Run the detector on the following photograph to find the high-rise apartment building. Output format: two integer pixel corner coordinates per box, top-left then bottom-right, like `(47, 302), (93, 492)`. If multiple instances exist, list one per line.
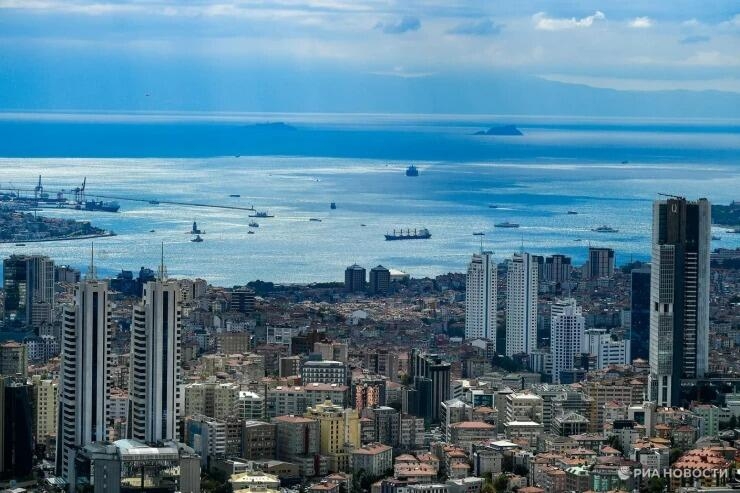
(369, 265), (391, 295)
(2, 254), (54, 327)
(586, 247), (615, 280)
(128, 259), (182, 443)
(465, 251), (497, 343)
(33, 377), (58, 450)
(550, 299), (585, 384)
(505, 253), (538, 357)
(344, 264), (366, 293)
(543, 255), (572, 284)
(649, 197), (710, 407)
(56, 275), (112, 481)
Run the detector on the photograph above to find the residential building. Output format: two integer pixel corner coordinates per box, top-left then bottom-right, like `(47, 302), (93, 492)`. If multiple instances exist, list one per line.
(352, 443), (393, 477)
(302, 360), (347, 386)
(549, 299), (585, 384)
(506, 253), (538, 356)
(304, 400), (360, 472)
(465, 251), (497, 343)
(586, 247), (615, 280)
(344, 265), (366, 293)
(369, 265), (391, 295)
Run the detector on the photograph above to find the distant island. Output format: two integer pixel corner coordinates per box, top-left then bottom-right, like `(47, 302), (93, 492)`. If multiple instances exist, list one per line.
(0, 206), (114, 243)
(473, 125), (523, 136)
(712, 202), (740, 227)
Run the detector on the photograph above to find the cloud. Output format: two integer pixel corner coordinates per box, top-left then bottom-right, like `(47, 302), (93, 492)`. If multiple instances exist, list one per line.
(370, 66), (435, 78)
(533, 11), (605, 31)
(447, 19), (503, 36)
(680, 35), (710, 44)
(374, 16), (421, 35)
(629, 16), (652, 28)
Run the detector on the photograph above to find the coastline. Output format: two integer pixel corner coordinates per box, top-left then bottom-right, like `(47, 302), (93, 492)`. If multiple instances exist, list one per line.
(0, 232), (116, 244)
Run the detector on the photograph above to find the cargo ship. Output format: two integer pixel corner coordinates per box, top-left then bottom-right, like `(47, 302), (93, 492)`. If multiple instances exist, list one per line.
(385, 228), (431, 241)
(79, 200), (120, 213)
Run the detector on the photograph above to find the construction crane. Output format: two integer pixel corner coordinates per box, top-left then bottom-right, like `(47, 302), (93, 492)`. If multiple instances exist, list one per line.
(657, 193), (685, 200)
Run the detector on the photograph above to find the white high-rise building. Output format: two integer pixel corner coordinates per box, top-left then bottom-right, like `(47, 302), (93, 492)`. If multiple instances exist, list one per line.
(465, 251), (497, 344)
(550, 299), (585, 384)
(129, 255), (182, 442)
(56, 275), (112, 482)
(505, 253), (538, 357)
(649, 197), (710, 407)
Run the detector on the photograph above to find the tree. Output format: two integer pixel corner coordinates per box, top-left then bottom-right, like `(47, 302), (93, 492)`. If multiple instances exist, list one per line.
(493, 474), (509, 493)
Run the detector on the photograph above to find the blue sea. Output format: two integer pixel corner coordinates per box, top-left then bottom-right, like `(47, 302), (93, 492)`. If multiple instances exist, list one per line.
(0, 112), (738, 285)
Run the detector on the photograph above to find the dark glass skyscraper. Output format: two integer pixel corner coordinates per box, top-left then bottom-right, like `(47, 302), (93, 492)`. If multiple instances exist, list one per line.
(630, 266), (651, 361)
(0, 376), (34, 479)
(649, 197), (710, 407)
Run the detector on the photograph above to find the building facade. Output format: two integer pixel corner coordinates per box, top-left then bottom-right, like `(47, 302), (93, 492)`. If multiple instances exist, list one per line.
(465, 252), (497, 343)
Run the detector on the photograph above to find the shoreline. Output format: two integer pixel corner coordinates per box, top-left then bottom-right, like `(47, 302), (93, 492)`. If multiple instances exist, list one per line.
(0, 232), (116, 244)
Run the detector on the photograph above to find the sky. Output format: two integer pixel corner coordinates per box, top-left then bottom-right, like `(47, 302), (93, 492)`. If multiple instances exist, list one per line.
(1, 0), (739, 114)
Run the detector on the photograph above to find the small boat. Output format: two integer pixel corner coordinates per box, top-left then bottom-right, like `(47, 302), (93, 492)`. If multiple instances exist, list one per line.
(488, 204), (499, 209)
(592, 225), (619, 233)
(249, 211), (274, 218)
(406, 165), (419, 177)
(149, 200), (160, 205)
(309, 218), (322, 222)
(574, 238), (583, 242)
(229, 194), (241, 198)
(712, 235), (722, 240)
(621, 160), (629, 164)
(495, 221), (520, 228)
(567, 211), (578, 215)
(249, 222), (259, 228)
(149, 229), (155, 233)
(726, 228), (740, 234)
(247, 231), (255, 235)
(330, 202), (337, 210)
(473, 232), (485, 236)
(14, 243), (26, 246)
(191, 235), (204, 243)
(360, 224), (366, 227)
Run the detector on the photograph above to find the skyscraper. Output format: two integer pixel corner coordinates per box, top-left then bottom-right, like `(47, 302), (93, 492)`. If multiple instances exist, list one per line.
(550, 299), (585, 384)
(649, 197), (710, 407)
(2, 254), (54, 328)
(368, 265), (391, 295)
(630, 266), (651, 362)
(465, 251), (497, 343)
(56, 272), (112, 481)
(344, 264), (366, 293)
(506, 253), (538, 357)
(409, 350), (450, 423)
(543, 255), (572, 284)
(586, 247), (615, 280)
(0, 376), (34, 480)
(128, 254), (182, 443)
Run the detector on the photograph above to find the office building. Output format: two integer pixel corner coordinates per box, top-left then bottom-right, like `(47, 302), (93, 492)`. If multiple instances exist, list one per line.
(369, 265), (391, 295)
(230, 287), (256, 313)
(649, 197), (710, 407)
(184, 415), (226, 466)
(273, 415), (321, 476)
(0, 376), (34, 479)
(56, 274), (112, 482)
(465, 251), (497, 343)
(242, 421), (276, 460)
(630, 266), (651, 361)
(409, 350), (450, 423)
(0, 342), (28, 376)
(72, 439), (200, 493)
(505, 253), (538, 357)
(314, 342), (348, 363)
(550, 299), (585, 384)
(302, 360), (347, 386)
(128, 259), (182, 443)
(586, 247), (615, 280)
(344, 264), (366, 293)
(2, 254), (54, 327)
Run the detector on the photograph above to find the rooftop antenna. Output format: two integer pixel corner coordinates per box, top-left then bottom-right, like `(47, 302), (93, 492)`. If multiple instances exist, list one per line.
(87, 242), (96, 280)
(520, 234), (524, 254)
(479, 233), (484, 253)
(158, 241), (167, 281)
